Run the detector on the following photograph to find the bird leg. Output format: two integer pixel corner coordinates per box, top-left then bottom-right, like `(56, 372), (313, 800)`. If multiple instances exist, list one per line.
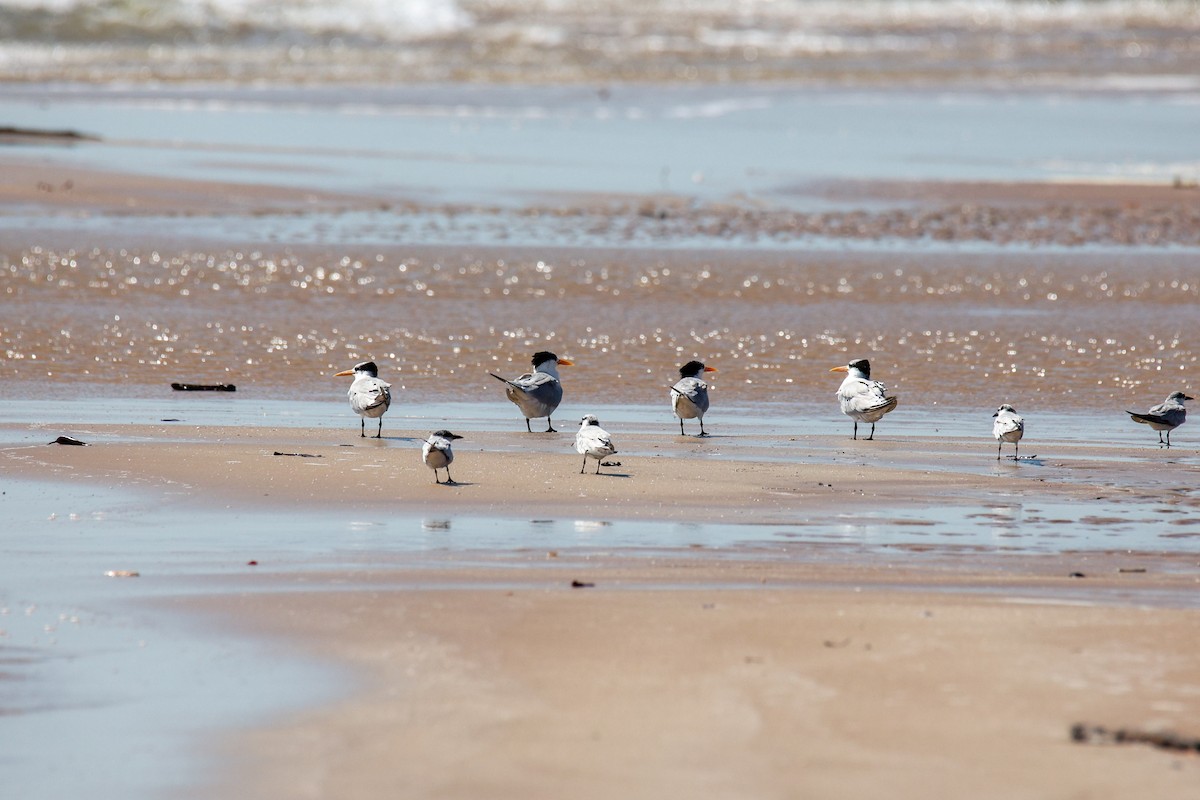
(866, 423), (876, 441)
(852, 421), (858, 440)
(445, 467), (454, 485)
(595, 459), (603, 475)
(679, 419), (685, 435)
(997, 442), (1002, 460)
(699, 420), (708, 437)
(375, 418), (383, 438)
(526, 418), (533, 433)
(360, 418), (366, 438)
(580, 455), (587, 474)
(1014, 441), (1019, 459)
(545, 418), (557, 433)
(433, 469), (441, 484)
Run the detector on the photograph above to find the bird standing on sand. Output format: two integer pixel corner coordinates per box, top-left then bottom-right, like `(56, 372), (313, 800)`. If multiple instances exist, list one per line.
(1127, 391), (1192, 447)
(830, 358), (899, 440)
(992, 403), (1025, 460)
(576, 414), (618, 474)
(422, 430), (463, 484)
(489, 351), (573, 432)
(671, 360), (717, 436)
(335, 360), (391, 438)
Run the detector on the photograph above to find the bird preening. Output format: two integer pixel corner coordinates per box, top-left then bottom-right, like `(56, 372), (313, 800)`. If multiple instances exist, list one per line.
(992, 403), (1025, 460)
(335, 360), (392, 438)
(422, 430), (463, 484)
(575, 414), (618, 474)
(831, 358), (898, 440)
(1127, 391), (1191, 447)
(490, 351), (573, 432)
(671, 360), (717, 436)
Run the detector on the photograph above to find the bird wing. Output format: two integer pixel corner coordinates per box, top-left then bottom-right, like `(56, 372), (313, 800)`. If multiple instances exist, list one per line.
(838, 377), (894, 414)
(1127, 410), (1175, 426)
(993, 413), (1024, 436)
(492, 370), (556, 394)
(671, 376), (709, 405)
(350, 377), (391, 412)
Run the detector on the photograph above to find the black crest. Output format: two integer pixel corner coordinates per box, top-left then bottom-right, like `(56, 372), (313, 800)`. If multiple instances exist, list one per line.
(848, 358), (871, 378)
(532, 351), (559, 366)
(354, 360), (379, 377)
(679, 360), (706, 378)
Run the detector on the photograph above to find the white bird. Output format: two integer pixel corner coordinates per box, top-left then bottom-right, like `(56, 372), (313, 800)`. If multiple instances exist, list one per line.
(671, 360), (718, 436)
(830, 358), (899, 440)
(422, 430), (463, 484)
(334, 360), (391, 438)
(575, 414), (618, 474)
(489, 350), (573, 432)
(992, 403), (1025, 460)
(1127, 391), (1192, 447)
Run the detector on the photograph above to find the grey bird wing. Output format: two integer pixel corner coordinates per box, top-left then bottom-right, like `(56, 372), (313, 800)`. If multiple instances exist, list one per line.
(1127, 410), (1176, 426)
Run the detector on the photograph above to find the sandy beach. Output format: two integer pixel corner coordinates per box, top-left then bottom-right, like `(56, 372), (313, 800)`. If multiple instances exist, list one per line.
(3, 7), (1200, 796)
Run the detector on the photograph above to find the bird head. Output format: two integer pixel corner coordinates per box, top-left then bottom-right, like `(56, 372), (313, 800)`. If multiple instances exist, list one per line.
(432, 430), (463, 440)
(679, 360), (717, 378)
(580, 414), (600, 427)
(335, 360), (378, 378)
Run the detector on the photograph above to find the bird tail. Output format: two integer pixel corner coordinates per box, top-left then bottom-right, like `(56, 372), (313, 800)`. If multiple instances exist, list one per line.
(489, 372), (520, 390)
(866, 396), (899, 415)
(1127, 411), (1165, 426)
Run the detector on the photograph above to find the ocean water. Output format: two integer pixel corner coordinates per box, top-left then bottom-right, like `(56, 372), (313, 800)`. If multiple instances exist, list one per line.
(2, 0), (1200, 85)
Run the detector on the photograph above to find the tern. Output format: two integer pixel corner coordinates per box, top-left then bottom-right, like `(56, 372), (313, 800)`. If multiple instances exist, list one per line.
(830, 358), (899, 440)
(671, 360), (718, 436)
(576, 414), (618, 474)
(1127, 391), (1192, 447)
(422, 430), (463, 484)
(489, 351), (573, 432)
(992, 403), (1025, 459)
(334, 360), (391, 438)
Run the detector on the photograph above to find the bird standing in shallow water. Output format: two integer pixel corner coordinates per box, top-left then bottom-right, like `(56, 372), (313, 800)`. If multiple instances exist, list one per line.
(671, 360), (717, 436)
(1127, 391), (1192, 447)
(422, 430), (463, 484)
(489, 351), (573, 432)
(992, 403), (1025, 460)
(575, 414), (618, 474)
(830, 358), (899, 440)
(335, 360), (391, 438)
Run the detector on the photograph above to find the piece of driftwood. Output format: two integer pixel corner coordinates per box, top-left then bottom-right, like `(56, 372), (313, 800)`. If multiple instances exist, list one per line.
(1071, 723), (1200, 753)
(50, 436), (88, 446)
(171, 382), (236, 392)
(273, 451), (322, 458)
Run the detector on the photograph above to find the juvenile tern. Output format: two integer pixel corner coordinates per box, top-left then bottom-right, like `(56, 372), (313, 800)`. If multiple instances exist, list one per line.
(830, 358), (899, 440)
(575, 414), (618, 474)
(334, 360), (391, 438)
(992, 403), (1025, 459)
(422, 430), (463, 484)
(671, 360), (717, 436)
(1127, 391), (1192, 447)
(489, 351), (573, 432)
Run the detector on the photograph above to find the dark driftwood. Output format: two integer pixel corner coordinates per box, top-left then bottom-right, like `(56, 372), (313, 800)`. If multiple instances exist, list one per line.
(171, 383), (236, 392)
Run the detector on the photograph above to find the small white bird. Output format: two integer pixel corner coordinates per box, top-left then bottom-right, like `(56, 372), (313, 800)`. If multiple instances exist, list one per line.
(1127, 391), (1192, 447)
(830, 358), (899, 440)
(671, 360), (718, 436)
(575, 414), (618, 474)
(422, 430), (463, 484)
(489, 350), (573, 432)
(335, 360), (391, 438)
(992, 403), (1025, 460)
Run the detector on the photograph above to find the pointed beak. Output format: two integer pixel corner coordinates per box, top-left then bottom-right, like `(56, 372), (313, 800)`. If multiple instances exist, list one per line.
(992, 411), (999, 417)
(450, 434), (464, 440)
(830, 365), (849, 373)
(557, 358), (574, 366)
(334, 369), (354, 377)
(703, 366), (718, 373)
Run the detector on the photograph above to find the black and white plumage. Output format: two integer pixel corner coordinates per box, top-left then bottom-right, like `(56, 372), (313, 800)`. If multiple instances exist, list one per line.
(992, 403), (1025, 460)
(1127, 391), (1192, 447)
(422, 430), (463, 484)
(575, 414), (617, 474)
(489, 350), (573, 432)
(830, 358), (899, 441)
(671, 360), (718, 436)
(334, 360), (391, 438)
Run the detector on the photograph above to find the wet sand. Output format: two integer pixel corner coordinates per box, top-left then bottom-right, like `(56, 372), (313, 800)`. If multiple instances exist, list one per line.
(3, 83), (1199, 799)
